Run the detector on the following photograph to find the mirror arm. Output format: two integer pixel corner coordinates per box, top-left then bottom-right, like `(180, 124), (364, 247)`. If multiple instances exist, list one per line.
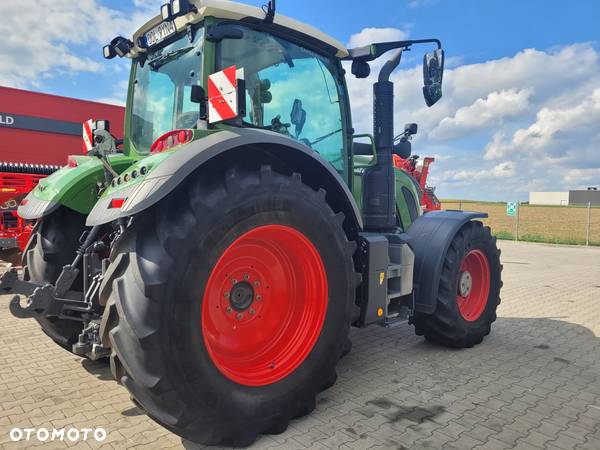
(346, 38), (441, 62)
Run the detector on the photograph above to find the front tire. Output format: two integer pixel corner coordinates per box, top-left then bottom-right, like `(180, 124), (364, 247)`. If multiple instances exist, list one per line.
(103, 166), (357, 446)
(23, 208), (86, 350)
(412, 220), (502, 348)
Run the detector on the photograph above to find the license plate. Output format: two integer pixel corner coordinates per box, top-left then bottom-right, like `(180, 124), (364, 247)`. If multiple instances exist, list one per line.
(145, 21), (176, 47)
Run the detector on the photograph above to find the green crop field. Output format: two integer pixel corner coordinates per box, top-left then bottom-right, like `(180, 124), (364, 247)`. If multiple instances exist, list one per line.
(441, 200), (600, 246)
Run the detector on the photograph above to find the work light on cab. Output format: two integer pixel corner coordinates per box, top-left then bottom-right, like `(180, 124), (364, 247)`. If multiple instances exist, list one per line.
(161, 0), (195, 20)
(150, 130), (193, 153)
(103, 36), (134, 60)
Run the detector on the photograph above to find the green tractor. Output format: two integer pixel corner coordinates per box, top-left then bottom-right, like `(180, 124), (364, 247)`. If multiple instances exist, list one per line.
(1, 0), (502, 445)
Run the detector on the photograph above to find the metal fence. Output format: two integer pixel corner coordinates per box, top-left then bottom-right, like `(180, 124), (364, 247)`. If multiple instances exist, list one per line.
(441, 201), (600, 247)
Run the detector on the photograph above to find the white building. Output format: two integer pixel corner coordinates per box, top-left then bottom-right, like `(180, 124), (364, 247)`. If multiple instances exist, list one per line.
(529, 190), (600, 206)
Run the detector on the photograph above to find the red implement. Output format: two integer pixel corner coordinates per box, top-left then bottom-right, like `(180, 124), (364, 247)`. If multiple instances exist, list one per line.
(393, 155), (442, 212)
(0, 164), (59, 260)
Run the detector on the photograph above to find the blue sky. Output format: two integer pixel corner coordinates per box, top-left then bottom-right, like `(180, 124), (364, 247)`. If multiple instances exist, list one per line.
(1, 0), (599, 200)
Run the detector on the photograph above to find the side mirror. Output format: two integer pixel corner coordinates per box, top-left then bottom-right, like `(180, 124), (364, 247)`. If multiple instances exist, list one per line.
(422, 49), (444, 107)
(393, 140), (412, 159)
(93, 120), (110, 132)
(259, 79), (272, 104)
(190, 85), (207, 119)
(190, 85), (205, 103)
(404, 123), (418, 136)
(290, 99), (307, 137)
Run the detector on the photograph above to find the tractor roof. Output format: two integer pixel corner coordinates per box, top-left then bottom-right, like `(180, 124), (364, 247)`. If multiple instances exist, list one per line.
(132, 0), (349, 58)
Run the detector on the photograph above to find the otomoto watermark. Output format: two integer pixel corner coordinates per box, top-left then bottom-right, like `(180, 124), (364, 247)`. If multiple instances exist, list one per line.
(9, 427), (107, 443)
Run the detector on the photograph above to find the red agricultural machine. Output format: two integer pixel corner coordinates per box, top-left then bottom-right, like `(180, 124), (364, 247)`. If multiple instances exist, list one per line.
(389, 122), (441, 212)
(393, 155), (441, 211)
(0, 163), (60, 262)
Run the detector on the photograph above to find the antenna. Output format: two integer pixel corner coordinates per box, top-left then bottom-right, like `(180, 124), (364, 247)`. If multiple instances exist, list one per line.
(263, 0), (276, 23)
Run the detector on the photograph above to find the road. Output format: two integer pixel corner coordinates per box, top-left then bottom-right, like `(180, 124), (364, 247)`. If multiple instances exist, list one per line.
(1, 241), (599, 449)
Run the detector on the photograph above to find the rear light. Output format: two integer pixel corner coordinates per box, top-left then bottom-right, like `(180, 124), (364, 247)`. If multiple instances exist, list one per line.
(68, 157), (78, 168)
(150, 130), (193, 153)
(109, 198), (127, 209)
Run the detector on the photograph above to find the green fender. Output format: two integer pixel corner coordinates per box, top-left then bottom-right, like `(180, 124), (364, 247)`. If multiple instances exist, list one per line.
(86, 128), (364, 231)
(18, 154), (137, 220)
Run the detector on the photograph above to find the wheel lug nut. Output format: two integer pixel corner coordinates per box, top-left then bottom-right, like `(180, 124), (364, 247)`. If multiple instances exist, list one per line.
(224, 292), (230, 298)
(232, 279), (238, 285)
(249, 309), (255, 315)
(236, 313), (243, 320)
(244, 274), (250, 280)
(254, 281), (260, 287)
(226, 306), (232, 314)
(256, 295), (262, 301)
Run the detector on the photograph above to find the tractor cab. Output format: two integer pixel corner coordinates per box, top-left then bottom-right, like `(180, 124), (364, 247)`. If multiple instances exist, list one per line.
(102, 0), (444, 210)
(108, 2), (352, 180)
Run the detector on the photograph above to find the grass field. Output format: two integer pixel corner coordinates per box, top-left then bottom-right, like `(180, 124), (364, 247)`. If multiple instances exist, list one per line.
(441, 200), (600, 246)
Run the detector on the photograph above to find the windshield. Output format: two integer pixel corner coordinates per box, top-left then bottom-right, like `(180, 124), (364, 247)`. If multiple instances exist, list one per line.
(131, 26), (204, 153)
(219, 26), (346, 174)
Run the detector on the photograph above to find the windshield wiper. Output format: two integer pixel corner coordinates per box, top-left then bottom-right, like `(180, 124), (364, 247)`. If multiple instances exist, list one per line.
(149, 46), (195, 70)
(311, 128), (342, 146)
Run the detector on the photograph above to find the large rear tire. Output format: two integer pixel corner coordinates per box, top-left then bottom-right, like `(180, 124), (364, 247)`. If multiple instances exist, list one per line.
(24, 208), (86, 350)
(103, 166), (357, 446)
(412, 220), (502, 348)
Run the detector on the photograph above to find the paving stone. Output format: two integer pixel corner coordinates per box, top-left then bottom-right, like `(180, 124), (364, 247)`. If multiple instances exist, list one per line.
(1, 240), (599, 449)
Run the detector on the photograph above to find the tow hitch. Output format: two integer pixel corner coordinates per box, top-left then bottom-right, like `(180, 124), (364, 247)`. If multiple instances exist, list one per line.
(2, 269), (92, 320)
(1, 224), (112, 359)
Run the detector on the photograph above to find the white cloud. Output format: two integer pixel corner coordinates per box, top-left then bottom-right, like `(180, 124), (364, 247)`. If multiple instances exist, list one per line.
(347, 27), (408, 49)
(430, 88), (533, 140)
(446, 161), (515, 182)
(0, 0), (160, 88)
(344, 31), (600, 200)
(562, 168), (600, 187)
(485, 88), (600, 160)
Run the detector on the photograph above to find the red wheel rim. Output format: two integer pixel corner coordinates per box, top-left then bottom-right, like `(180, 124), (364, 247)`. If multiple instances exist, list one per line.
(201, 225), (328, 386)
(456, 249), (490, 322)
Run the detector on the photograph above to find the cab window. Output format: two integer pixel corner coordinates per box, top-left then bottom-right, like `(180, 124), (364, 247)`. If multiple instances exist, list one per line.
(219, 27), (346, 173)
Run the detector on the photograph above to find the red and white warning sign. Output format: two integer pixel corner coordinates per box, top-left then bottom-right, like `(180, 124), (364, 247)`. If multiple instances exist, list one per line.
(82, 119), (94, 152)
(207, 66), (244, 124)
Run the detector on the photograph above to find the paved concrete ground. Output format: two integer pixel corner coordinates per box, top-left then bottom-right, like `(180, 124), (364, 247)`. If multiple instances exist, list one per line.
(0, 241), (599, 449)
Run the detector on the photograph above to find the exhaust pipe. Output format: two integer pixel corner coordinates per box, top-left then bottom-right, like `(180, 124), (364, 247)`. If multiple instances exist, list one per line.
(362, 50), (403, 231)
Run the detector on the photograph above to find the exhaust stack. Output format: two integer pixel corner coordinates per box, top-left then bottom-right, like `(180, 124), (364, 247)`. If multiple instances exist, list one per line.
(362, 51), (403, 232)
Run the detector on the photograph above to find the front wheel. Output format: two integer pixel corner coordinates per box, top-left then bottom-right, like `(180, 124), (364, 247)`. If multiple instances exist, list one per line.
(103, 166), (357, 446)
(412, 220), (502, 348)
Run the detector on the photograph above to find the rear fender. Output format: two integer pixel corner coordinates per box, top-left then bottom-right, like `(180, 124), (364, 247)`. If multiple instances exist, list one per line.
(18, 155), (135, 220)
(406, 210), (487, 314)
(86, 128), (363, 233)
